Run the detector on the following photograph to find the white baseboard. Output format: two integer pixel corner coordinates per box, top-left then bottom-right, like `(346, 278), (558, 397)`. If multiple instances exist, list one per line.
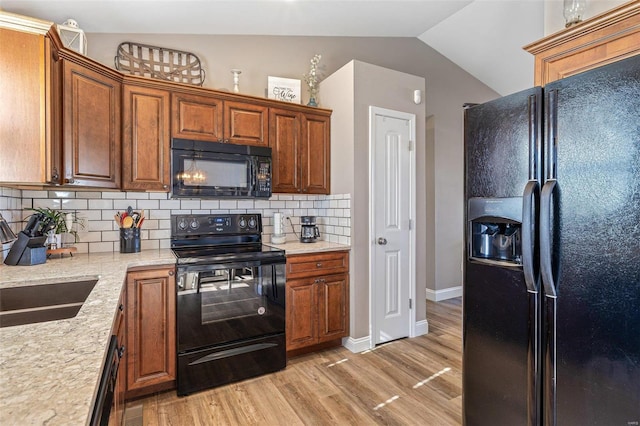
(413, 319), (429, 337)
(426, 285), (462, 302)
(342, 335), (371, 353)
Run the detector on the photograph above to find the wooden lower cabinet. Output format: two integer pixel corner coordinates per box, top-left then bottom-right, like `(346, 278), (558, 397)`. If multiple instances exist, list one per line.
(286, 251), (349, 353)
(125, 265), (176, 399)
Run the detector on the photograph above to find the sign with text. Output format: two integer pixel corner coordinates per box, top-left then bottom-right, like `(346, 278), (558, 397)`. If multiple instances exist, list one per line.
(268, 76), (301, 104)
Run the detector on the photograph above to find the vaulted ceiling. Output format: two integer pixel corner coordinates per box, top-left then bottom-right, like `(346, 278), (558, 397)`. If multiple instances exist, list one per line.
(0, 0), (545, 95)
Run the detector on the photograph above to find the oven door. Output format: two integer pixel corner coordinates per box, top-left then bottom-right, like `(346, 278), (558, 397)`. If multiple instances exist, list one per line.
(176, 259), (285, 353)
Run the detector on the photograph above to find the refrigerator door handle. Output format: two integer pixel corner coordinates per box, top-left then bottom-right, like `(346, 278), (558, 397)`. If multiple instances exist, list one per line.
(522, 180), (539, 293)
(540, 179), (557, 298)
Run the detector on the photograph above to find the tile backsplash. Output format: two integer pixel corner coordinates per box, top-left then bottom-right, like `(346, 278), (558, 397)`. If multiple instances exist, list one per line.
(0, 187), (350, 255)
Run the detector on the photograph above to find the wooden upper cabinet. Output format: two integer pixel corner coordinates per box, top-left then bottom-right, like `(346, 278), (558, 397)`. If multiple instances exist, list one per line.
(122, 84), (170, 191)
(63, 59), (121, 188)
(269, 107), (301, 193)
(524, 1), (640, 86)
(171, 92), (269, 146)
(302, 113), (330, 194)
(0, 18), (61, 185)
(224, 100), (269, 146)
(171, 92), (223, 141)
(270, 108), (331, 194)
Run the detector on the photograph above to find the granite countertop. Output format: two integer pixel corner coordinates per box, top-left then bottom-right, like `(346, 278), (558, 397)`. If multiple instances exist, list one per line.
(0, 241), (348, 425)
(267, 240), (350, 254)
(0, 249), (176, 426)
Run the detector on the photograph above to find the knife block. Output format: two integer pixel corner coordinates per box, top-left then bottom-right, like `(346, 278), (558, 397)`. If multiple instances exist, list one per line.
(4, 232), (47, 266)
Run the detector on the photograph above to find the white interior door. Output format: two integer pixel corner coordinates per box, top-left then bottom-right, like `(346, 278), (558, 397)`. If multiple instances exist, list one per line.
(370, 107), (415, 345)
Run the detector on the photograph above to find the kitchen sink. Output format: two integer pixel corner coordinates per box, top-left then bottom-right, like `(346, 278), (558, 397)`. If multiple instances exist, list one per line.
(0, 279), (98, 328)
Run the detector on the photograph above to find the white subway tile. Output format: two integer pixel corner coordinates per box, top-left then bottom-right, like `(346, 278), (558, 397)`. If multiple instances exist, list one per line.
(61, 199), (88, 210)
(101, 192), (126, 199)
(149, 192), (169, 200)
(236, 200), (254, 209)
(113, 200), (135, 210)
(269, 201), (286, 209)
(150, 210), (171, 220)
(89, 199), (113, 210)
(219, 200), (237, 209)
(254, 200), (270, 209)
(277, 194), (294, 201)
(200, 200), (220, 210)
(80, 210), (102, 221)
(33, 198), (61, 209)
(22, 190), (48, 198)
(181, 200), (201, 209)
(126, 192), (149, 199)
(160, 200), (181, 210)
(75, 191), (102, 199)
(137, 200), (159, 210)
(159, 239), (171, 249)
(101, 231), (119, 242)
(140, 219), (158, 230)
(149, 229), (170, 240)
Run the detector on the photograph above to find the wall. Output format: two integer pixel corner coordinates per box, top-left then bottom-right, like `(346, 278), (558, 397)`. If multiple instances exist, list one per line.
(85, 33), (499, 301)
(321, 60), (427, 345)
(0, 189), (350, 260)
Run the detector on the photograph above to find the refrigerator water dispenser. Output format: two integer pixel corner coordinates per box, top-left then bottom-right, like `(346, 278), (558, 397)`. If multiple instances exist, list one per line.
(468, 197), (522, 266)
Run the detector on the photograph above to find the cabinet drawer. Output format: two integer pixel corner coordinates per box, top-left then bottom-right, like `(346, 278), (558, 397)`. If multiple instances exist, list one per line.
(286, 251), (349, 279)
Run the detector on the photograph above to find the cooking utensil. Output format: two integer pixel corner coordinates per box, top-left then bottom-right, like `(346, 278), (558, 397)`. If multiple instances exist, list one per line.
(122, 216), (134, 228)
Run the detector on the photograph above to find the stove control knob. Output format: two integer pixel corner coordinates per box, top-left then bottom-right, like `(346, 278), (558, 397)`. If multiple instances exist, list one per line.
(248, 217), (257, 229)
(177, 218), (188, 230)
(189, 219), (200, 230)
(238, 217), (247, 228)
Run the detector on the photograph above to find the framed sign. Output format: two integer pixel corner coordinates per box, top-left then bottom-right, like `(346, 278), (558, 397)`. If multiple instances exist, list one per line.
(268, 76), (301, 104)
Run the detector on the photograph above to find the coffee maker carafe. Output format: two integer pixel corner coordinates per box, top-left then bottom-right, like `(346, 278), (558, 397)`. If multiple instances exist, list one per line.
(300, 216), (320, 243)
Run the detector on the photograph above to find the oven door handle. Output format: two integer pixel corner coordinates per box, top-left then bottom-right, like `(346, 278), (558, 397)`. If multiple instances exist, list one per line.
(178, 260), (262, 274)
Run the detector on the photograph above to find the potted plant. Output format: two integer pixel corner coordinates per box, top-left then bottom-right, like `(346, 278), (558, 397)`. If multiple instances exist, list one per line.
(27, 207), (84, 248)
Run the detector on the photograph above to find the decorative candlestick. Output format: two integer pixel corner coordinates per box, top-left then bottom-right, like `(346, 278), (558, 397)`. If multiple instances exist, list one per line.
(231, 69), (242, 93)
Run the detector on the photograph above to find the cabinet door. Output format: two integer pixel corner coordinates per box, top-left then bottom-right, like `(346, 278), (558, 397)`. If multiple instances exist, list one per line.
(171, 92), (223, 141)
(269, 107), (301, 193)
(286, 277), (317, 351)
(122, 84), (170, 191)
(317, 273), (349, 343)
(224, 100), (269, 146)
(0, 29), (60, 184)
(301, 113), (331, 194)
(63, 60), (121, 188)
(125, 266), (176, 398)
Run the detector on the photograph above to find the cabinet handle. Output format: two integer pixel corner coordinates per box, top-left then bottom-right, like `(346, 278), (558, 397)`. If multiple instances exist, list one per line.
(118, 303), (124, 312)
(118, 345), (126, 358)
(314, 278), (326, 283)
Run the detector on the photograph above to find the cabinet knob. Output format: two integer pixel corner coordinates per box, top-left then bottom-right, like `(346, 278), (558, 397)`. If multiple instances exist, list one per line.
(65, 178), (75, 184)
(168, 270), (175, 276)
(118, 345), (126, 358)
(314, 278), (326, 283)
(118, 303), (124, 312)
(316, 262), (322, 267)
(163, 184), (168, 189)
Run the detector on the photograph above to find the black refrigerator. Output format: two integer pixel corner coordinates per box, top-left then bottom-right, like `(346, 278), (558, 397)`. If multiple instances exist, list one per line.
(463, 54), (640, 425)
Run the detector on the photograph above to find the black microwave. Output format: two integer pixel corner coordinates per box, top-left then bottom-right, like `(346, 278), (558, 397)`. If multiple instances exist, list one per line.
(171, 138), (272, 199)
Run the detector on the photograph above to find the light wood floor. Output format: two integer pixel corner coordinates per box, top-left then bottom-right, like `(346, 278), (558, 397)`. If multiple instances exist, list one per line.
(132, 298), (462, 425)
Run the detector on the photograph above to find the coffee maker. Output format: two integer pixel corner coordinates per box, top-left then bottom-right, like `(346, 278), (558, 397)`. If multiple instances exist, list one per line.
(300, 216), (320, 243)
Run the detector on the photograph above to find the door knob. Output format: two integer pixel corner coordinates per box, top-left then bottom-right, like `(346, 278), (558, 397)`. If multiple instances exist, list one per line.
(377, 237), (388, 245)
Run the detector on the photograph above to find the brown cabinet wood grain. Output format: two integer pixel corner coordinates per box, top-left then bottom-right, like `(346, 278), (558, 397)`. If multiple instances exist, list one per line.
(270, 108), (331, 194)
(122, 84), (170, 191)
(286, 251), (349, 353)
(171, 92), (268, 146)
(125, 265), (176, 399)
(524, 1), (640, 86)
(63, 59), (121, 188)
(0, 22), (61, 184)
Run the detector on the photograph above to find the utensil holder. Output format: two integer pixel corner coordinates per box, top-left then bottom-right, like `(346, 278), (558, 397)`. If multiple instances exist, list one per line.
(120, 228), (140, 253)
